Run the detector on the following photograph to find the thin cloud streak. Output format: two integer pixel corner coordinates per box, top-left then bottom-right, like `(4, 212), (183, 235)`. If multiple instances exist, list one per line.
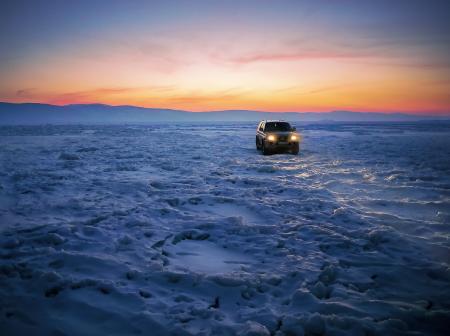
(44, 86), (176, 105)
(229, 51), (372, 65)
(16, 88), (36, 98)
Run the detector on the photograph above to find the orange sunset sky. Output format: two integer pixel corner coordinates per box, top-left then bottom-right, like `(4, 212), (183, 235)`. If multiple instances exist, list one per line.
(1, 0), (449, 114)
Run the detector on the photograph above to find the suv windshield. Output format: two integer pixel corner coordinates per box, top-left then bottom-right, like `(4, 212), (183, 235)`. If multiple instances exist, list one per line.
(264, 122), (292, 132)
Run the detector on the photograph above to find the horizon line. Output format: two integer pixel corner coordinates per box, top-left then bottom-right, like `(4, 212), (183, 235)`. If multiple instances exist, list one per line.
(1, 101), (449, 117)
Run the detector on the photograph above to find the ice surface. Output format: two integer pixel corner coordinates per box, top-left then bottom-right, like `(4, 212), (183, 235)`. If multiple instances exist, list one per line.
(168, 240), (254, 274)
(0, 122), (449, 335)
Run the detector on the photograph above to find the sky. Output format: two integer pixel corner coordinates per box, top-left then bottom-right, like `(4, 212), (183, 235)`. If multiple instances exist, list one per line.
(0, 0), (449, 114)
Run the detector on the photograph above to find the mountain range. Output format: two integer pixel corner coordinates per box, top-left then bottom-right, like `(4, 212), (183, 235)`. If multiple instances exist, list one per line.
(0, 102), (448, 124)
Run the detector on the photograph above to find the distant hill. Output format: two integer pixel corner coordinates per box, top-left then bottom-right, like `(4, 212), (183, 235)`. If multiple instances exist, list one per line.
(0, 102), (448, 124)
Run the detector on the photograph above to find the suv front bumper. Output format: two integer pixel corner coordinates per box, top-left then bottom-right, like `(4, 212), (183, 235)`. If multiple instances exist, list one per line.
(265, 141), (298, 150)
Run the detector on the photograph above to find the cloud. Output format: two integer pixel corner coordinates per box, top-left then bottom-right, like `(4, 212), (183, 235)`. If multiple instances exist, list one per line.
(350, 58), (450, 70)
(45, 86), (176, 105)
(46, 87), (134, 104)
(228, 50), (371, 65)
(16, 88), (36, 98)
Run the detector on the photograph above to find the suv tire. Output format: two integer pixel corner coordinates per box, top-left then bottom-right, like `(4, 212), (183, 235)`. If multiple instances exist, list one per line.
(262, 141), (270, 155)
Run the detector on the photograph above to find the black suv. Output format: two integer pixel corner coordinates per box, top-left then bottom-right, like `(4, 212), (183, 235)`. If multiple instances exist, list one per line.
(256, 120), (300, 155)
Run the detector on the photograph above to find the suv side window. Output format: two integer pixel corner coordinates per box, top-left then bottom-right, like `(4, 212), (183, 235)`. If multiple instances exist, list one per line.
(259, 122), (265, 132)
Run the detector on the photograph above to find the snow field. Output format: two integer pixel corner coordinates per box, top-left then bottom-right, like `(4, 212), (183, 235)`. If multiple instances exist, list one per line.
(1, 123), (449, 335)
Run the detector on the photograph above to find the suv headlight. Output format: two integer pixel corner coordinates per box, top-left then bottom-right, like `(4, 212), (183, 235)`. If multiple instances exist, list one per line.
(267, 134), (276, 142)
(290, 134), (298, 141)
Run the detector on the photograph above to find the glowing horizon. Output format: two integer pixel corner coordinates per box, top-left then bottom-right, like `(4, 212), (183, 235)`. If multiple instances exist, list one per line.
(1, 0), (449, 115)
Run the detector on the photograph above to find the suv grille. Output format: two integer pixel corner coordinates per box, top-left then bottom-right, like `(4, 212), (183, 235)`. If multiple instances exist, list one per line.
(278, 135), (288, 142)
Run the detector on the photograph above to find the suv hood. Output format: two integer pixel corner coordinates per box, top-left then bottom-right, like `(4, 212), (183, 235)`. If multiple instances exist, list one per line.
(269, 131), (294, 136)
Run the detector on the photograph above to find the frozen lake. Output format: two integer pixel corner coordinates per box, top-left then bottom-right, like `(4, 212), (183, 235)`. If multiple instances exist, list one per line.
(1, 122), (449, 335)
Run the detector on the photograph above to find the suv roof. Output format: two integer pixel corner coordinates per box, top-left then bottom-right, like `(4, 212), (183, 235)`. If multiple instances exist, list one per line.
(261, 120), (287, 123)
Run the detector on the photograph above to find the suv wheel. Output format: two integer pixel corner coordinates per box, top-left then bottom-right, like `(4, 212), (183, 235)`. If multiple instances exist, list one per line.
(291, 143), (299, 155)
(262, 141), (270, 155)
(255, 136), (260, 150)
